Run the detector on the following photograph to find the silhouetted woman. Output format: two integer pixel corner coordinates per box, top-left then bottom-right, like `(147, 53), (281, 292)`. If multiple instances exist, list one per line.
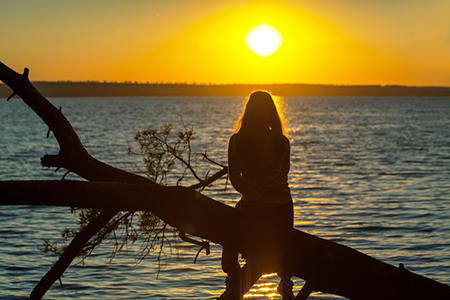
(219, 91), (294, 300)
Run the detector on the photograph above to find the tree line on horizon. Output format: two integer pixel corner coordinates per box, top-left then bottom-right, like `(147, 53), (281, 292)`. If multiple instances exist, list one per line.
(1, 81), (449, 98)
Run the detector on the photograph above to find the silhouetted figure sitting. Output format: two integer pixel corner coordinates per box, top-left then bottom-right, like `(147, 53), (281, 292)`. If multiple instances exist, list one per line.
(219, 91), (294, 299)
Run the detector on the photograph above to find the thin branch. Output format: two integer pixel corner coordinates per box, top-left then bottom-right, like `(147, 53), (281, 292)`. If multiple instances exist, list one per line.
(201, 151), (227, 168)
(7, 91), (16, 101)
(151, 133), (204, 183)
(179, 231), (210, 264)
(30, 209), (117, 300)
(175, 114), (193, 166)
(189, 167), (228, 190)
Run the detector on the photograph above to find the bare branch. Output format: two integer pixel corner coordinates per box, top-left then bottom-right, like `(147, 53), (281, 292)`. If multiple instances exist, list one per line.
(0, 61), (157, 300)
(188, 167), (228, 190)
(201, 151), (227, 168)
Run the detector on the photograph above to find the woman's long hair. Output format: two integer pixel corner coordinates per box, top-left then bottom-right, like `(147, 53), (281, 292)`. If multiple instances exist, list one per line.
(235, 91), (287, 138)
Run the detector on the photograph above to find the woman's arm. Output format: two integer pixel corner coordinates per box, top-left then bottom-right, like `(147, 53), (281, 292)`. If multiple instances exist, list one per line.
(228, 135), (243, 193)
(283, 135), (291, 175)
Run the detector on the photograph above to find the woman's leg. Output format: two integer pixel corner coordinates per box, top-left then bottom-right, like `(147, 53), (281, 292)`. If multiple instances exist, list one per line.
(239, 261), (262, 297)
(218, 200), (244, 299)
(278, 275), (295, 300)
(219, 247), (241, 299)
(277, 202), (295, 299)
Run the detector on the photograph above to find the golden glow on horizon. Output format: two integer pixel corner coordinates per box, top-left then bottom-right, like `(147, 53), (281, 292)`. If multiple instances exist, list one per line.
(1, 1), (449, 86)
(244, 23), (283, 57)
(105, 2), (419, 86)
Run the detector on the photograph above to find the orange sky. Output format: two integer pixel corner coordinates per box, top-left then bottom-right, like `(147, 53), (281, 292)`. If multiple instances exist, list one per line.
(1, 0), (449, 86)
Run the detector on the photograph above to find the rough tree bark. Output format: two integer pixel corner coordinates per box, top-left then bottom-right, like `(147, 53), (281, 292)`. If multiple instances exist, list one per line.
(1, 61), (450, 299)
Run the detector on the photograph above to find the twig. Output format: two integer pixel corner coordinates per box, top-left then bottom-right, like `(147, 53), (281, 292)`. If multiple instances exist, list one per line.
(189, 167), (228, 190)
(201, 151), (227, 168)
(178, 231), (210, 264)
(61, 170), (71, 180)
(7, 92), (16, 101)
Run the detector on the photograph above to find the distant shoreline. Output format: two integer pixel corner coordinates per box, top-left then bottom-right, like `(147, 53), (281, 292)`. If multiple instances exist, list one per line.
(1, 82), (449, 98)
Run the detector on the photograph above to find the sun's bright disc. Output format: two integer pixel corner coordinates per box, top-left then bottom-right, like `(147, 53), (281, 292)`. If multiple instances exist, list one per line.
(244, 23), (283, 57)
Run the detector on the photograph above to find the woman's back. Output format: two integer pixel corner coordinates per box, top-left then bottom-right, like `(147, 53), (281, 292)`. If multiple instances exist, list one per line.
(228, 132), (291, 204)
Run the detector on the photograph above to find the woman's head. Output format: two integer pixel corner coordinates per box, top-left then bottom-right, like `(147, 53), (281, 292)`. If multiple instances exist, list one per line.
(235, 91), (286, 137)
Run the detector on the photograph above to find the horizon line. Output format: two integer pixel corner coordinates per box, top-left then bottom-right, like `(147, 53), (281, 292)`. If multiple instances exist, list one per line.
(2, 81), (449, 89)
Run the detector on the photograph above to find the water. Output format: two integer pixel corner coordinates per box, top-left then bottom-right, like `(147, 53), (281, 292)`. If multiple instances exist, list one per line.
(1, 96), (449, 299)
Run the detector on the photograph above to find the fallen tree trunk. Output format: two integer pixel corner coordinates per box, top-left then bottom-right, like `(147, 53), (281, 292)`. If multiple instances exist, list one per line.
(1, 180), (450, 300)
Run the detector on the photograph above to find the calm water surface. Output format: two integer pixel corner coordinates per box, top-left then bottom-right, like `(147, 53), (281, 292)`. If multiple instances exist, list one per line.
(0, 97), (449, 299)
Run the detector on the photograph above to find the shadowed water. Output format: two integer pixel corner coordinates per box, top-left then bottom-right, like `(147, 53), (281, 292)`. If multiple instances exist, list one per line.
(0, 97), (449, 299)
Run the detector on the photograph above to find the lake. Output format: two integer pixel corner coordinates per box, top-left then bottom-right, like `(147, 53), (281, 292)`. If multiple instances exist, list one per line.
(0, 96), (449, 299)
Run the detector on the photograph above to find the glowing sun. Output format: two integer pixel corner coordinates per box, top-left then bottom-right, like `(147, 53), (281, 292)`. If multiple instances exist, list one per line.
(244, 23), (283, 57)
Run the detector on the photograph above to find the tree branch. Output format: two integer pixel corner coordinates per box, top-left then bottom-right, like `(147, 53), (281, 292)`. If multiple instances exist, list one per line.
(1, 61), (155, 299)
(188, 167), (228, 190)
(0, 61), (152, 184)
(30, 209), (117, 300)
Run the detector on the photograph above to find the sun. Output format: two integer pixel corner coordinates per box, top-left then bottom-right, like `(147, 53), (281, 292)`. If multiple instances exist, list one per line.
(244, 23), (283, 57)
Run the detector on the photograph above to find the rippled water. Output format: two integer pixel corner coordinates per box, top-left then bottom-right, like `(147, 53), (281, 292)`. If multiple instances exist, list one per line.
(1, 97), (449, 299)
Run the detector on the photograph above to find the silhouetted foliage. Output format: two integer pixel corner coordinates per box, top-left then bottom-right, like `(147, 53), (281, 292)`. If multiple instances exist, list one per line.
(128, 116), (196, 185)
(40, 117), (225, 270)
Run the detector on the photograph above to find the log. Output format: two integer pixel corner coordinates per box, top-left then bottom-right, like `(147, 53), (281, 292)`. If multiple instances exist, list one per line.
(1, 180), (450, 300)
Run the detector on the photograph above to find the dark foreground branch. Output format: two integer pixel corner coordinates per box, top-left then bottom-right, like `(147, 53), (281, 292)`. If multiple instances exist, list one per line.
(0, 61), (155, 299)
(31, 209), (117, 299)
(2, 180), (450, 300)
(0, 61), (152, 184)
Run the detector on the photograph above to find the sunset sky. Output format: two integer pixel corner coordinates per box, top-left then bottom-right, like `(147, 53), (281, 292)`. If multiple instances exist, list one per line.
(1, 0), (449, 86)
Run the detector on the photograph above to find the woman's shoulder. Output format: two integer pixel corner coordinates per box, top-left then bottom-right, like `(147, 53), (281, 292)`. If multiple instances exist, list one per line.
(281, 134), (290, 144)
(229, 133), (238, 144)
(278, 135), (290, 153)
(228, 133), (239, 151)
(274, 134), (290, 148)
